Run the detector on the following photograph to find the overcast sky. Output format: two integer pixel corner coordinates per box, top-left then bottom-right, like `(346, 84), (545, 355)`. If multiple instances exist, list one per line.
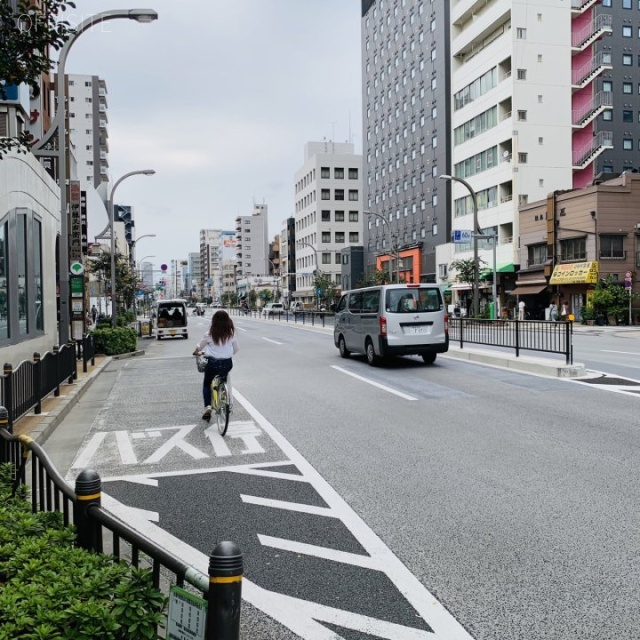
(66, 1), (363, 271)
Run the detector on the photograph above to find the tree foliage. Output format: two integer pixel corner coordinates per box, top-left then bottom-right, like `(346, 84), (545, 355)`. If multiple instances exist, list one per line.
(590, 275), (639, 323)
(359, 268), (390, 287)
(449, 258), (486, 286)
(87, 252), (137, 317)
(1, 0), (75, 156)
(313, 271), (338, 307)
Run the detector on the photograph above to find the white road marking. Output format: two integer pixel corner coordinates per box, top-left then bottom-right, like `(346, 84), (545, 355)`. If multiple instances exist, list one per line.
(601, 350), (640, 355)
(241, 494), (337, 517)
(143, 425), (209, 464)
(263, 337), (283, 345)
(331, 365), (418, 401)
(115, 430), (137, 464)
(258, 534), (378, 570)
(204, 424), (232, 457)
(71, 431), (107, 468)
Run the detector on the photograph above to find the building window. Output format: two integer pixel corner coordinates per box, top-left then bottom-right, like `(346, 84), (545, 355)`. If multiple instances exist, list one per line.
(518, 152), (528, 163)
(349, 210), (358, 222)
(348, 168), (358, 179)
(623, 110), (633, 123)
(516, 28), (527, 39)
(348, 190), (358, 201)
(623, 82), (633, 94)
(527, 244), (548, 268)
(322, 253), (331, 265)
(321, 189), (330, 200)
(335, 189), (344, 200)
(623, 0), (631, 8)
(334, 167), (344, 179)
(560, 237), (586, 261)
(623, 138), (633, 150)
(321, 210), (330, 222)
(517, 110), (527, 121)
(335, 232), (345, 243)
(623, 54), (633, 66)
(17, 214), (27, 335)
(321, 231), (331, 243)
(335, 210), (345, 222)
(321, 167), (330, 179)
(622, 25), (632, 37)
(599, 235), (624, 259)
(602, 0), (611, 5)
(602, 109), (613, 121)
(517, 68), (527, 80)
(349, 232), (359, 243)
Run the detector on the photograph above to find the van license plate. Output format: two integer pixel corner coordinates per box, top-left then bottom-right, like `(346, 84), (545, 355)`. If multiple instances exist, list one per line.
(407, 325), (429, 335)
(169, 330), (176, 335)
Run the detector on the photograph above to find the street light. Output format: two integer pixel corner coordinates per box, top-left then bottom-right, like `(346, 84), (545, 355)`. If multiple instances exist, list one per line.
(32, 8), (158, 343)
(364, 210), (395, 282)
(109, 170), (156, 327)
(440, 174), (481, 317)
(268, 259), (280, 301)
(129, 233), (156, 267)
(298, 240), (319, 309)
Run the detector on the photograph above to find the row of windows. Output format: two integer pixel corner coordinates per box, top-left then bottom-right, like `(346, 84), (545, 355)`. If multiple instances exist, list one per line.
(320, 189), (359, 201)
(320, 231), (359, 244)
(603, 0), (640, 8)
(453, 107), (498, 146)
(319, 167), (358, 180)
(320, 210), (359, 222)
(367, 225), (432, 251)
(601, 79), (640, 94)
(621, 25), (640, 37)
(453, 67), (498, 111)
(321, 252), (348, 265)
(454, 187), (499, 217)
(602, 109), (640, 123)
(454, 147), (498, 179)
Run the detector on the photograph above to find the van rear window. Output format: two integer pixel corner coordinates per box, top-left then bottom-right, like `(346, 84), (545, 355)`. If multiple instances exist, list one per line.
(387, 288), (442, 313)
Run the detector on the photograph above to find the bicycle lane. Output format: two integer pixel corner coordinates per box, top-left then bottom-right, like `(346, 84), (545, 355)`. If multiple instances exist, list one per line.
(63, 356), (475, 640)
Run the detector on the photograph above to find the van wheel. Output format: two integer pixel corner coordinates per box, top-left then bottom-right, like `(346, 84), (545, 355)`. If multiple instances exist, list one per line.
(422, 353), (437, 365)
(338, 336), (350, 358)
(184, 334), (189, 340)
(157, 336), (162, 341)
(365, 339), (378, 366)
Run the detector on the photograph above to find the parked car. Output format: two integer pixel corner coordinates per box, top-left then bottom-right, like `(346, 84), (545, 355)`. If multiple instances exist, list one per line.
(289, 301), (304, 313)
(262, 302), (285, 317)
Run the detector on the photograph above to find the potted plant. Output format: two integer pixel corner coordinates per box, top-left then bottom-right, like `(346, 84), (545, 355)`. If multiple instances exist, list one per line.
(580, 305), (595, 326)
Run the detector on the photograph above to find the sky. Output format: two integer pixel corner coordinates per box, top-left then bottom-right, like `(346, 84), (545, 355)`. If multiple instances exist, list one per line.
(63, 0), (363, 272)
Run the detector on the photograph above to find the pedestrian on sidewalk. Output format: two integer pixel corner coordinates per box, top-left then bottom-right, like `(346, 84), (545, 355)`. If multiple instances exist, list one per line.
(518, 299), (525, 320)
(549, 302), (558, 322)
(91, 305), (97, 324)
(561, 302), (568, 321)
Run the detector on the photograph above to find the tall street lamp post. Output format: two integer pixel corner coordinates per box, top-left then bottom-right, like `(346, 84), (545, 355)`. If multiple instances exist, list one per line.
(109, 170), (156, 327)
(440, 174), (481, 317)
(364, 210), (394, 283)
(32, 9), (158, 344)
(298, 240), (319, 310)
(130, 233), (156, 267)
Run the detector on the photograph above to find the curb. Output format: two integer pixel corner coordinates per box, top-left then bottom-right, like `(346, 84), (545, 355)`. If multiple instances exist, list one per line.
(113, 349), (146, 360)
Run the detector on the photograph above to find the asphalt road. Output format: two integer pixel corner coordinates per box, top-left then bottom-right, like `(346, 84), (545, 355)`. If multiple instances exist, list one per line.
(49, 313), (640, 640)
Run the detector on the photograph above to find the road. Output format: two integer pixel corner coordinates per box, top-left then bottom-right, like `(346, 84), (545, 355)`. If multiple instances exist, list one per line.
(48, 313), (640, 640)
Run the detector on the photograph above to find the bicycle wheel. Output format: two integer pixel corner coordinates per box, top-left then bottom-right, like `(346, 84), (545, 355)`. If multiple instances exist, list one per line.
(216, 382), (230, 436)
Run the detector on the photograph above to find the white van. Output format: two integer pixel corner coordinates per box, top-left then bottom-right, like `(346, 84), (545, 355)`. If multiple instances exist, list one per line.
(156, 299), (189, 340)
(332, 284), (449, 365)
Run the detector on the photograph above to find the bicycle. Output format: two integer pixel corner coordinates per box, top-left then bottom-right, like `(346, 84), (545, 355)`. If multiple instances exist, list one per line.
(211, 372), (232, 436)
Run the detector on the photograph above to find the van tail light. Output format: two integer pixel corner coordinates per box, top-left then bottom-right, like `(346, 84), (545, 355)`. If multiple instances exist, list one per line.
(445, 313), (449, 334)
(380, 315), (387, 337)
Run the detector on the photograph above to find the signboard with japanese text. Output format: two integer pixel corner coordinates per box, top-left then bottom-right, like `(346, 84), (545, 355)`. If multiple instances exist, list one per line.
(80, 190), (88, 256)
(69, 181), (82, 263)
(167, 585), (206, 640)
(549, 261), (599, 285)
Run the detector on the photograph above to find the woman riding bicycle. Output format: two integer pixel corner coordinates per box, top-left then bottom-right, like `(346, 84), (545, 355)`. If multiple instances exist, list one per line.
(193, 310), (239, 421)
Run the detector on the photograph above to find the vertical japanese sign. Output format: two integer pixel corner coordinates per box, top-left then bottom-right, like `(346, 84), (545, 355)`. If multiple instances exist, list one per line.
(80, 190), (88, 256)
(69, 181), (82, 263)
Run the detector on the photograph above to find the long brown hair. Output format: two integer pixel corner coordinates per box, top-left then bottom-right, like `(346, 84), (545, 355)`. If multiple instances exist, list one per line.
(209, 310), (235, 344)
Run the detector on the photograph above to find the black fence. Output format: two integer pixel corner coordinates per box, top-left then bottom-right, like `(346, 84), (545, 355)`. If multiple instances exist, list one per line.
(229, 306), (333, 328)
(448, 318), (573, 364)
(0, 416), (243, 640)
(75, 332), (96, 373)
(1, 341), (78, 432)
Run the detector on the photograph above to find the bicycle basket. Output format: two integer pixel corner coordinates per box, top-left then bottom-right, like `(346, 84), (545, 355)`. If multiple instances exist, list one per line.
(196, 355), (207, 373)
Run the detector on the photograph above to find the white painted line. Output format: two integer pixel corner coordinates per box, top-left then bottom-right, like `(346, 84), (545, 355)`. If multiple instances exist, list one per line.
(115, 430), (137, 465)
(331, 365), (418, 401)
(263, 337), (283, 345)
(72, 431), (107, 469)
(143, 425), (209, 464)
(204, 425), (232, 457)
(601, 350), (640, 355)
(258, 534), (378, 570)
(240, 494), (337, 518)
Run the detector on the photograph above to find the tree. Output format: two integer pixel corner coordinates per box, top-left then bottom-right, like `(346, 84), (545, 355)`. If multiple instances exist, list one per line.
(359, 268), (390, 287)
(312, 271), (338, 308)
(449, 257), (486, 286)
(87, 252), (137, 319)
(590, 275), (639, 325)
(1, 0), (76, 157)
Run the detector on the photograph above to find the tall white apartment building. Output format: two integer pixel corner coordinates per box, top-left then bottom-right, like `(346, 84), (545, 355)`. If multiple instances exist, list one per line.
(66, 75), (109, 190)
(438, 0), (576, 299)
(235, 204), (269, 280)
(293, 142), (363, 302)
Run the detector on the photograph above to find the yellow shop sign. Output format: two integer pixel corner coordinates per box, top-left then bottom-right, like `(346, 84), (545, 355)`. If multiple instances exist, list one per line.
(549, 261), (599, 285)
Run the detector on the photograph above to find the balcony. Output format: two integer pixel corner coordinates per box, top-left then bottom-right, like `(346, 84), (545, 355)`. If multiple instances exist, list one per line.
(572, 52), (612, 89)
(572, 91), (612, 128)
(571, 0), (600, 13)
(572, 14), (612, 51)
(99, 119), (108, 129)
(572, 131), (613, 169)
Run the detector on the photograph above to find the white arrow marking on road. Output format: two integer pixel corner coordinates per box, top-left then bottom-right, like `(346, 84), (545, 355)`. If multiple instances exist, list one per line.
(262, 337), (283, 345)
(240, 494), (337, 518)
(72, 431), (108, 468)
(143, 425), (209, 464)
(229, 421), (265, 454)
(203, 425), (232, 457)
(331, 365), (418, 400)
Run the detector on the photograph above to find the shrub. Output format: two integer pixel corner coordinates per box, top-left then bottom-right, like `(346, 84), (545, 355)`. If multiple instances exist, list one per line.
(0, 464), (166, 640)
(91, 327), (137, 355)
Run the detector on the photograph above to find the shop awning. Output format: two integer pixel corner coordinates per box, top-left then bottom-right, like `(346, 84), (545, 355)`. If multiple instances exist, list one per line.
(449, 283), (491, 290)
(480, 263), (516, 279)
(549, 261), (599, 285)
(510, 284), (548, 296)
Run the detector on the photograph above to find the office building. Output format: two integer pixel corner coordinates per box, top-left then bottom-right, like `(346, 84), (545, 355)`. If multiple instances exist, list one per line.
(235, 204), (269, 281)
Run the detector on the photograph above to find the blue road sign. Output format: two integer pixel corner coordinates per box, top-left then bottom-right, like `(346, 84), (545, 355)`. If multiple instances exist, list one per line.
(452, 229), (473, 243)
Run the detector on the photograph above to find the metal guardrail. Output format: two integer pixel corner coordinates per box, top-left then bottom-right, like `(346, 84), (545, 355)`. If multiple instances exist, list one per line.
(1, 341), (77, 432)
(0, 412), (243, 640)
(448, 318), (573, 364)
(228, 306), (333, 328)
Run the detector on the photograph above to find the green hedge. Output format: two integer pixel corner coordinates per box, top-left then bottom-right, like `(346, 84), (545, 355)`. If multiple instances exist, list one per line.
(0, 464), (166, 639)
(92, 327), (138, 356)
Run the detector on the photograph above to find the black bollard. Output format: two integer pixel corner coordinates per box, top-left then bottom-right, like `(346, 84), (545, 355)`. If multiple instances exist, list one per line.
(74, 469), (102, 552)
(207, 541), (243, 640)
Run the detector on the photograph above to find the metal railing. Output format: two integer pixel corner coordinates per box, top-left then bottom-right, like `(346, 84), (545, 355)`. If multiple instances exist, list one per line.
(0, 417), (243, 640)
(229, 306), (333, 328)
(1, 341), (77, 432)
(448, 318), (573, 364)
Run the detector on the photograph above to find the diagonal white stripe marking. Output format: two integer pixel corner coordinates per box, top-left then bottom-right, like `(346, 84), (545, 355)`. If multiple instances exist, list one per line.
(72, 431), (107, 469)
(240, 494), (337, 517)
(331, 365), (418, 400)
(263, 337), (283, 345)
(258, 534), (377, 569)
